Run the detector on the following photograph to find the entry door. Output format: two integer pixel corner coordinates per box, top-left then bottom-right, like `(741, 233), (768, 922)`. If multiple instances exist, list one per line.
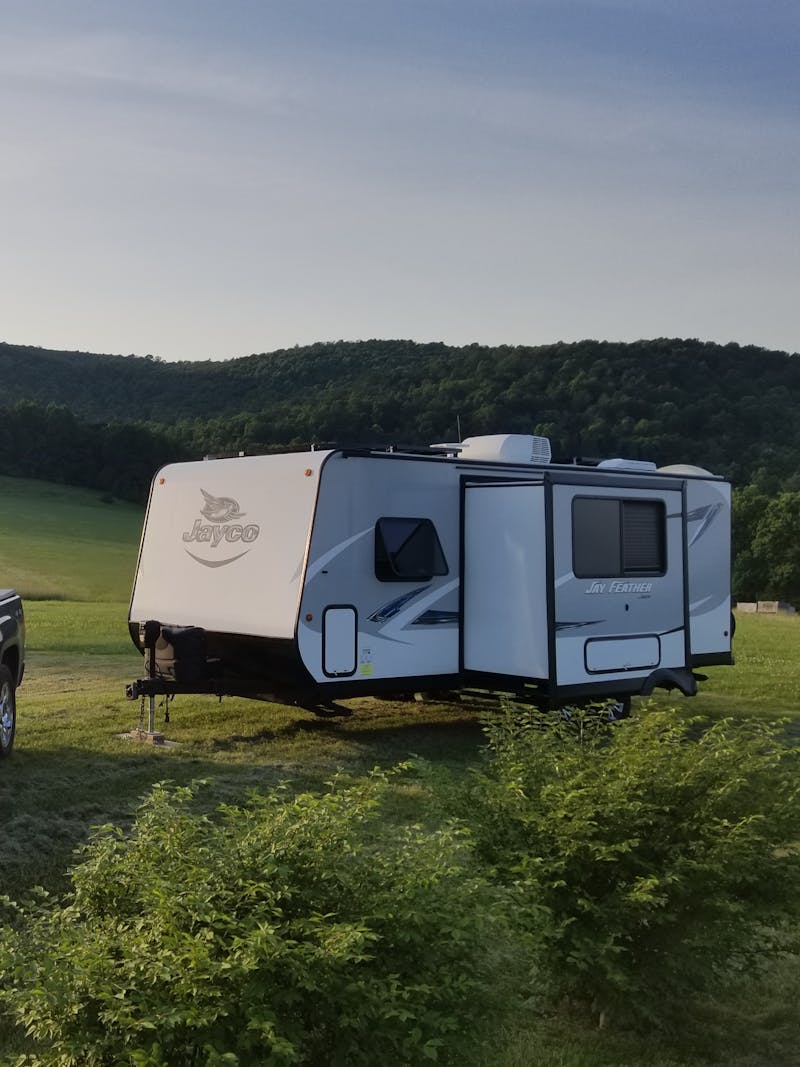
(463, 483), (549, 681)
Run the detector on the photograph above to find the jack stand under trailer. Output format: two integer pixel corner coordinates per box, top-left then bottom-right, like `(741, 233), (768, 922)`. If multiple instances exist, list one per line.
(119, 692), (166, 745)
(123, 623), (171, 743)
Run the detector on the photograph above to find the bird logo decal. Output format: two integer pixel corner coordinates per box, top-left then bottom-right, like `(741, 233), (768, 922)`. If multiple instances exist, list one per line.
(199, 489), (245, 524)
(182, 488), (261, 566)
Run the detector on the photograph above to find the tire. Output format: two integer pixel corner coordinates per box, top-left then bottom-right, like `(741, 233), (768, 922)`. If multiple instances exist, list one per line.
(0, 664), (16, 757)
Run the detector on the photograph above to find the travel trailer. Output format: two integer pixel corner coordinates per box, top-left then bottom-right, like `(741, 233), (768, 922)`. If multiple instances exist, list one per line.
(126, 435), (732, 722)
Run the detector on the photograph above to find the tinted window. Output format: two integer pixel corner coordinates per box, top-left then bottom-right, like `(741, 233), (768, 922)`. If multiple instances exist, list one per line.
(573, 498), (665, 578)
(573, 498), (621, 577)
(623, 500), (665, 574)
(375, 518), (448, 581)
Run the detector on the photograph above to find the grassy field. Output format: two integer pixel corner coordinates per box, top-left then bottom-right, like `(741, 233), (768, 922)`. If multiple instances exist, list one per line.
(3, 606), (799, 1066)
(1, 477), (799, 1065)
(0, 475), (142, 601)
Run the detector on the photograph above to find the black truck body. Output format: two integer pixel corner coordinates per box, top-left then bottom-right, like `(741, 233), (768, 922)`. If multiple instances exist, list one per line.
(0, 588), (25, 756)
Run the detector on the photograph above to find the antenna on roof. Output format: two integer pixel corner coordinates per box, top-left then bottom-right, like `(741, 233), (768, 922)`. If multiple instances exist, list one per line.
(456, 414), (462, 443)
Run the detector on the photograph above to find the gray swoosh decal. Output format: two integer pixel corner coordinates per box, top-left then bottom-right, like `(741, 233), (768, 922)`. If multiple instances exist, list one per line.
(687, 502), (723, 546)
(411, 610), (459, 626)
(185, 549), (251, 568)
(369, 587), (427, 623)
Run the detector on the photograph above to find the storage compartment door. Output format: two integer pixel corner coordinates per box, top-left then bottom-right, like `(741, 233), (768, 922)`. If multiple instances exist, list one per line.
(463, 483), (548, 681)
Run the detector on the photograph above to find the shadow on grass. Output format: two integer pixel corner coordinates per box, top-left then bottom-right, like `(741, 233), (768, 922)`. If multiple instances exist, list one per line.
(1, 704), (488, 901)
(207, 709), (485, 751)
(1, 733), (351, 900)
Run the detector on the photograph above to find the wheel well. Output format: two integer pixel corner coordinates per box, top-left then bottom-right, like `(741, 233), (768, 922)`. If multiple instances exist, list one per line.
(2, 646), (19, 685)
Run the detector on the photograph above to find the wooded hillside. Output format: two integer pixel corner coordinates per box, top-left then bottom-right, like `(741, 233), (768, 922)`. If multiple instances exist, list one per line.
(2, 336), (798, 495)
(4, 335), (800, 482)
(3, 335), (799, 602)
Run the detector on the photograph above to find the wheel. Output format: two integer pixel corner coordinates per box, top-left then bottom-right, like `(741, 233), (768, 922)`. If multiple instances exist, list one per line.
(0, 664), (16, 757)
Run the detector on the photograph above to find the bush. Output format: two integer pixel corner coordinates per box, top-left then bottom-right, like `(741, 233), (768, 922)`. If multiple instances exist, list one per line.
(463, 707), (800, 1027)
(0, 772), (511, 1066)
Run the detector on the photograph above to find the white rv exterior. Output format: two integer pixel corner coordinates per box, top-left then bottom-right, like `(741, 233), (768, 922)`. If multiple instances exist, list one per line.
(128, 436), (732, 709)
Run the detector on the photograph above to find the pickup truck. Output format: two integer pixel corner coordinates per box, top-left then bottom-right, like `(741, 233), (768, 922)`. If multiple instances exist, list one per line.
(0, 589), (25, 757)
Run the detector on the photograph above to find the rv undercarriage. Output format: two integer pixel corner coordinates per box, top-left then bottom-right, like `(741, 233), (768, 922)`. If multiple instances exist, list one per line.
(125, 617), (707, 732)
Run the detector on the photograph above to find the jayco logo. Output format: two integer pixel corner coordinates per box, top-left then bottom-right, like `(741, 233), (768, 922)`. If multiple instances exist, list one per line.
(183, 489), (261, 567)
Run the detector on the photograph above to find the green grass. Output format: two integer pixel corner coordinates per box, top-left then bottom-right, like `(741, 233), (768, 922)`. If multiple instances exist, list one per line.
(0, 475), (142, 600)
(649, 612), (800, 742)
(25, 600), (136, 654)
(1, 478), (799, 1065)
(705, 611), (800, 715)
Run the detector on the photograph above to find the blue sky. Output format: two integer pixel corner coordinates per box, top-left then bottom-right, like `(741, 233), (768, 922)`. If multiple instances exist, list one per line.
(1, 0), (798, 361)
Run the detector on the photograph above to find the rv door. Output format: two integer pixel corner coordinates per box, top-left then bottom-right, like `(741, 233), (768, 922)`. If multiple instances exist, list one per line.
(463, 482), (549, 681)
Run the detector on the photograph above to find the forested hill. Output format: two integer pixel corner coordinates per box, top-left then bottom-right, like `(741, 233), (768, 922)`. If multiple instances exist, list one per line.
(2, 337), (799, 490)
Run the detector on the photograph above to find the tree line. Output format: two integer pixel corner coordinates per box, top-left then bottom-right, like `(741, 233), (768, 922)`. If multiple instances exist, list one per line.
(1, 335), (799, 603)
(2, 337), (800, 486)
(0, 402), (184, 502)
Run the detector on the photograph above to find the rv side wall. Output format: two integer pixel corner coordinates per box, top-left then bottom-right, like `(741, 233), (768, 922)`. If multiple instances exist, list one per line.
(685, 477), (732, 658)
(297, 455), (461, 684)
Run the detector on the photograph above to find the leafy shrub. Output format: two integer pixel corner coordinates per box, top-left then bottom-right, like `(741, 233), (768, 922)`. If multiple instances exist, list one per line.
(0, 771), (511, 1066)
(463, 707), (800, 1027)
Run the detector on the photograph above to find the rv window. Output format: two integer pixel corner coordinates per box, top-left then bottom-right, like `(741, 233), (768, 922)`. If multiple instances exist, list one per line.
(572, 498), (665, 578)
(622, 500), (665, 574)
(573, 498), (621, 577)
(375, 518), (449, 582)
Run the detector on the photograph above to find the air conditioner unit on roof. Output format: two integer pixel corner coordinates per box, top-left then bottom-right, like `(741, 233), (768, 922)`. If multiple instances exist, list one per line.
(457, 434), (551, 465)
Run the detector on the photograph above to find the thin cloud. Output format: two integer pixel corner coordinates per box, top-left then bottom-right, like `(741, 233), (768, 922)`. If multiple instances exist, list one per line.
(0, 1), (797, 359)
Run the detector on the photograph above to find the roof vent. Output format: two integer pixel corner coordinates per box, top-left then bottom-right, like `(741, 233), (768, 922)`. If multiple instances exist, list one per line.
(657, 463), (714, 477)
(597, 458), (657, 472)
(457, 434), (552, 465)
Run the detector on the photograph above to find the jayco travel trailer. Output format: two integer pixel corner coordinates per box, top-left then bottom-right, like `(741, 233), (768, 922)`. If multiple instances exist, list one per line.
(127, 434), (732, 720)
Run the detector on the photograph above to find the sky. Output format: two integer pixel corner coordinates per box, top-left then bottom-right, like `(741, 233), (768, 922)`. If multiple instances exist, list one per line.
(1, 0), (798, 362)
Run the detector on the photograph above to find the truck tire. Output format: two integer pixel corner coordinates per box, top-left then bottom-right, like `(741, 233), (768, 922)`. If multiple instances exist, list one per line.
(0, 664), (16, 757)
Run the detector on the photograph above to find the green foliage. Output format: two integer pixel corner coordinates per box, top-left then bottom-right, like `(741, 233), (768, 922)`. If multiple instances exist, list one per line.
(0, 772), (510, 1066)
(462, 707), (800, 1027)
(4, 607), (800, 1064)
(733, 489), (800, 607)
(732, 485), (771, 601)
(751, 493), (800, 607)
(0, 401), (183, 503)
(2, 337), (800, 503)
